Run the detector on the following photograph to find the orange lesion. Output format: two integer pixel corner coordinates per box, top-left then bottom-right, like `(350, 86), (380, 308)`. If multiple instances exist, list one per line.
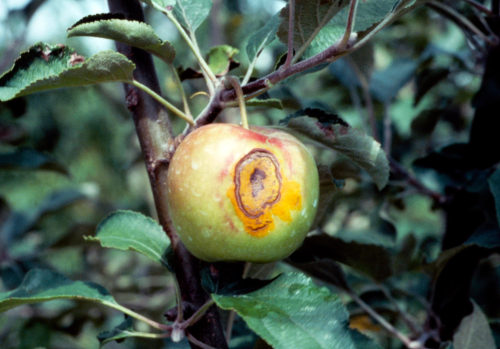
(227, 149), (302, 237)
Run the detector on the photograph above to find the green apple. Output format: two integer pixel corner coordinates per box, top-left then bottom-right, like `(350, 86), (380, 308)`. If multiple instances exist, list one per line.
(166, 123), (319, 263)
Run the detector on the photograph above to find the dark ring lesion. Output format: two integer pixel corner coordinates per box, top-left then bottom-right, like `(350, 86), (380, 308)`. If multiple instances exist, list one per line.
(234, 149), (282, 219)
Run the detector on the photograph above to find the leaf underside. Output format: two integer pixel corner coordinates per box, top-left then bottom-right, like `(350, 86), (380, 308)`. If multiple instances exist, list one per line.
(68, 14), (176, 65)
(0, 42), (135, 101)
(88, 210), (171, 267)
(0, 269), (118, 313)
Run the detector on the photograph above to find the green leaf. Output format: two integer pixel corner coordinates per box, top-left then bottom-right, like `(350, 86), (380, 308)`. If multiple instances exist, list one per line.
(98, 315), (135, 346)
(453, 301), (496, 349)
(173, 0), (212, 32)
(302, 0), (403, 59)
(277, 0), (348, 59)
(68, 15), (175, 65)
(0, 269), (118, 313)
(280, 109), (389, 190)
(87, 210), (170, 267)
(0, 43), (135, 101)
(213, 273), (380, 349)
(369, 59), (418, 103)
(245, 98), (283, 110)
(246, 13), (280, 62)
(206, 45), (239, 76)
(0, 148), (68, 175)
(139, 0), (176, 12)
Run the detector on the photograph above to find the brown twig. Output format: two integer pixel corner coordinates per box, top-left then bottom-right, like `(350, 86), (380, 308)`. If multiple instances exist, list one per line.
(349, 291), (420, 348)
(389, 157), (446, 204)
(460, 0), (495, 17)
(428, 1), (500, 46)
(283, 0), (295, 69)
(339, 0), (359, 50)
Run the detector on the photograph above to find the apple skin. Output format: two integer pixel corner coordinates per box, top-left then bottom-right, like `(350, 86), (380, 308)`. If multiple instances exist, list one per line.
(166, 123), (319, 263)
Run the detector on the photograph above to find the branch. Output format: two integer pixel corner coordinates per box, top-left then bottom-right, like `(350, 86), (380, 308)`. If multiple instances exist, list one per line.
(349, 292), (419, 348)
(107, 1), (228, 348)
(389, 157), (446, 204)
(428, 1), (500, 46)
(192, 0), (426, 131)
(460, 0), (495, 17)
(283, 0), (295, 69)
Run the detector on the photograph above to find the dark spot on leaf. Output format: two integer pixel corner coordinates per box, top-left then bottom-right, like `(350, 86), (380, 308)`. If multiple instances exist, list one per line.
(41, 46), (51, 62)
(68, 53), (85, 66)
(316, 122), (335, 138)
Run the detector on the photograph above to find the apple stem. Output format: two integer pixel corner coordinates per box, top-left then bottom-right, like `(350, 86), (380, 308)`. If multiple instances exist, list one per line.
(225, 76), (249, 130)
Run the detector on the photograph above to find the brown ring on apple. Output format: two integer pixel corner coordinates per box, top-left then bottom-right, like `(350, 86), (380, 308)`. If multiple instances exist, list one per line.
(233, 149), (282, 219)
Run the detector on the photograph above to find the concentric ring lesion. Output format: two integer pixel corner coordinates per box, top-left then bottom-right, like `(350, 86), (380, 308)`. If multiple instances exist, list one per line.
(234, 149), (283, 219)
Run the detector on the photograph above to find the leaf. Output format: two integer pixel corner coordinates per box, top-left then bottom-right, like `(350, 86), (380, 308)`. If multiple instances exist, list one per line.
(246, 13), (280, 62)
(453, 301), (496, 349)
(213, 273), (381, 349)
(0, 148), (68, 175)
(277, 0), (349, 57)
(246, 98), (283, 110)
(425, 223), (500, 341)
(87, 210), (170, 267)
(0, 269), (118, 313)
(291, 232), (393, 281)
(301, 0), (403, 59)
(98, 315), (135, 346)
(206, 45), (239, 76)
(286, 259), (350, 292)
(279, 109), (389, 190)
(0, 43), (135, 101)
(369, 59), (418, 103)
(68, 15), (175, 65)
(2, 188), (87, 244)
(173, 0), (212, 32)
(413, 67), (450, 106)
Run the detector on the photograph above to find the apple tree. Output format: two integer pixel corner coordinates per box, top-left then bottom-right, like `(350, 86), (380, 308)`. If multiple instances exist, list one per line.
(0, 0), (499, 348)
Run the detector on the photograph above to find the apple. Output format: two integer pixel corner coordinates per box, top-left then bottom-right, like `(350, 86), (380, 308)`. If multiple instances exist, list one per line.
(166, 123), (319, 263)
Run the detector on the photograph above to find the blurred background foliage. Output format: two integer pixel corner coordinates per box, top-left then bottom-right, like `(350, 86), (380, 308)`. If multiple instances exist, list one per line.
(0, 0), (499, 348)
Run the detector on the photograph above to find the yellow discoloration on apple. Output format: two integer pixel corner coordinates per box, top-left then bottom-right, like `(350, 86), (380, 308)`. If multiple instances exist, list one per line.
(227, 149), (302, 237)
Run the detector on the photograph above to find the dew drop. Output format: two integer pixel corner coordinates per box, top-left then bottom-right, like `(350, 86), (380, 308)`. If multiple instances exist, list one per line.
(191, 160), (199, 170)
(313, 199), (318, 208)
